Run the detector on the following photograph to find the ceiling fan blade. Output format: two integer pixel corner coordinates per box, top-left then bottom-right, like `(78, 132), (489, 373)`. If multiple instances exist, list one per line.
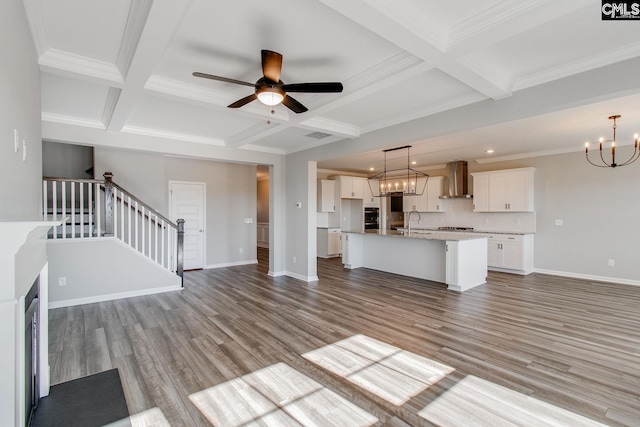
(281, 95), (308, 114)
(283, 82), (343, 93)
(261, 50), (282, 83)
(192, 72), (254, 87)
(228, 93), (257, 108)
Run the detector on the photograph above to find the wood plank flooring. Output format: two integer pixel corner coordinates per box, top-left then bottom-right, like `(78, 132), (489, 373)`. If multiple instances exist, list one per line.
(48, 248), (640, 426)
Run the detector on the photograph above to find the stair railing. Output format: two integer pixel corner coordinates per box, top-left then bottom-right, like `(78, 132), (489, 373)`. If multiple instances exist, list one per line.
(43, 172), (184, 284)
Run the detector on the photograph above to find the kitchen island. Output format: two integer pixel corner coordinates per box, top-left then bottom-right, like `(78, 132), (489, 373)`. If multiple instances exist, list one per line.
(342, 231), (488, 292)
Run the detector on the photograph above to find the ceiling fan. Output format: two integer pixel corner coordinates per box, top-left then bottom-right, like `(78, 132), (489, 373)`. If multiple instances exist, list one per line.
(193, 49), (343, 114)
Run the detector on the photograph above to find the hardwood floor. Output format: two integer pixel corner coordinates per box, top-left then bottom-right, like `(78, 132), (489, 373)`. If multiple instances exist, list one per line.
(48, 248), (640, 426)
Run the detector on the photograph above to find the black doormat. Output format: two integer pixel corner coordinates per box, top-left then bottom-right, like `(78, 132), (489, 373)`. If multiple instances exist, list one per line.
(30, 368), (131, 427)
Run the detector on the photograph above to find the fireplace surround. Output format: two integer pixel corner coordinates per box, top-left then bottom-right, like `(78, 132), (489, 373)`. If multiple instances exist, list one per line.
(0, 218), (61, 426)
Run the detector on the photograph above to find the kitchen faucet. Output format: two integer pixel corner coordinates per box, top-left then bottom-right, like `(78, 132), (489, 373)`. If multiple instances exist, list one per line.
(408, 210), (421, 236)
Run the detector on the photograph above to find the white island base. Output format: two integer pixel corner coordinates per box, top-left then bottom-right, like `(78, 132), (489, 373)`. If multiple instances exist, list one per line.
(342, 232), (488, 292)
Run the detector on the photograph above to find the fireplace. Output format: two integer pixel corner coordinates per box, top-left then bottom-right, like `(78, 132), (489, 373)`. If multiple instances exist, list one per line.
(24, 278), (39, 425)
(0, 218), (60, 426)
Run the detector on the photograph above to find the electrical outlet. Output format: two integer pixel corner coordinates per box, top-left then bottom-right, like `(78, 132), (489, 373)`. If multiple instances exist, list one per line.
(555, 219), (563, 226)
(244, 218), (253, 224)
(239, 247), (243, 254)
(293, 256), (297, 263)
(58, 277), (67, 287)
(608, 259), (615, 267)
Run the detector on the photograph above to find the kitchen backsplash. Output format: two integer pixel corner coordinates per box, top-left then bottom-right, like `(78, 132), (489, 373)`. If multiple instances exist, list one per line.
(410, 198), (536, 232)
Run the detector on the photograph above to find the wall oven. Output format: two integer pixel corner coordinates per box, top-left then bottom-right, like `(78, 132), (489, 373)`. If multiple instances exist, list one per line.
(364, 207), (379, 230)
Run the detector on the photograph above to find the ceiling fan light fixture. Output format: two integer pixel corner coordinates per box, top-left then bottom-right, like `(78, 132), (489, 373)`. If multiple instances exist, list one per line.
(256, 86), (285, 106)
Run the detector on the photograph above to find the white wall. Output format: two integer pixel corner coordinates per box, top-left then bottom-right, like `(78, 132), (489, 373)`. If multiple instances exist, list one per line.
(47, 238), (181, 307)
(94, 147), (258, 267)
(0, 0), (41, 220)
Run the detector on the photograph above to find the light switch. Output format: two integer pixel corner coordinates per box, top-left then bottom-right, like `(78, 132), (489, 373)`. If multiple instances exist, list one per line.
(555, 219), (563, 226)
(244, 218), (253, 223)
(296, 202), (302, 208)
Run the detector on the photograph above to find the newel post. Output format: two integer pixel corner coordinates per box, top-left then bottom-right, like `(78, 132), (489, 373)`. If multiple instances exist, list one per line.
(176, 218), (185, 286)
(103, 172), (114, 236)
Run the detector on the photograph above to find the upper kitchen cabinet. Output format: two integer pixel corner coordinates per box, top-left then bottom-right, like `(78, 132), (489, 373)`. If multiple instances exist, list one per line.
(403, 176), (445, 212)
(426, 176), (446, 212)
(317, 179), (336, 212)
(337, 176), (365, 199)
(471, 168), (535, 212)
(363, 179), (380, 208)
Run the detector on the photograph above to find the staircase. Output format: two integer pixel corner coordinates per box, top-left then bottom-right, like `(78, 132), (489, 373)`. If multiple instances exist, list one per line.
(43, 172), (184, 284)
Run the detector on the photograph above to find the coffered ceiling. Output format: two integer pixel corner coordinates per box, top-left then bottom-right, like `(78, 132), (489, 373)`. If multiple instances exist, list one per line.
(25, 0), (640, 172)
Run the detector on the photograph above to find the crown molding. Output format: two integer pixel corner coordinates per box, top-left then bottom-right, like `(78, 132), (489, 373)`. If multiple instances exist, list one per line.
(39, 48), (124, 85)
(513, 41), (640, 91)
(447, 0), (545, 48)
(474, 145), (583, 164)
(41, 112), (105, 129)
(116, 0), (153, 77)
(239, 144), (287, 155)
(299, 117), (360, 139)
(101, 88), (121, 129)
(22, 0), (50, 57)
(121, 125), (225, 146)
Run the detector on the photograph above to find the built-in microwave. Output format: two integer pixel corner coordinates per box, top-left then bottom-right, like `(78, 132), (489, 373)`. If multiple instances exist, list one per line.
(364, 207), (379, 230)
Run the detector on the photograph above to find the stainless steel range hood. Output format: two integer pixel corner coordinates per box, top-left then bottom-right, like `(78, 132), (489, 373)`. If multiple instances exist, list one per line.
(440, 161), (472, 199)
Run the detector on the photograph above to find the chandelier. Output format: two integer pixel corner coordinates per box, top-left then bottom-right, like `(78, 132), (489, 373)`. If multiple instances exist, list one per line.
(585, 115), (639, 168)
(368, 145), (428, 197)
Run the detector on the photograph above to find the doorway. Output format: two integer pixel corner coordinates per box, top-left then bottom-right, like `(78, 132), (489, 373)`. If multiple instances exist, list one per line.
(169, 181), (206, 270)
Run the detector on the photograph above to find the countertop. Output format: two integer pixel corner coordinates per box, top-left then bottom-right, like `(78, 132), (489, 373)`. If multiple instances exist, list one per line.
(396, 227), (535, 235)
(342, 230), (487, 242)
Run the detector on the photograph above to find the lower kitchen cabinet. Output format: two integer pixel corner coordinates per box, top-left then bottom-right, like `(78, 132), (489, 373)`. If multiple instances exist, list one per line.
(317, 227), (341, 258)
(486, 233), (533, 275)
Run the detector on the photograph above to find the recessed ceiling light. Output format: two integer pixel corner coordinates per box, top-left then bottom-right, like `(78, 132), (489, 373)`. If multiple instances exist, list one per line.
(486, 149), (494, 154)
(369, 167), (374, 171)
(411, 161), (417, 165)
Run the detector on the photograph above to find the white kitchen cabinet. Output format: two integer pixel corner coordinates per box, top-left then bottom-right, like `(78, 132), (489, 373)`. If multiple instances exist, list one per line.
(485, 233), (534, 275)
(471, 174), (489, 212)
(403, 176), (445, 212)
(317, 180), (336, 212)
(337, 176), (365, 199)
(471, 168), (535, 212)
(363, 179), (380, 208)
(317, 227), (341, 258)
(426, 176), (445, 212)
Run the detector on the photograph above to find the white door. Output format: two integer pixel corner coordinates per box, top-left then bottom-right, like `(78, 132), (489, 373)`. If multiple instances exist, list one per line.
(170, 181), (205, 270)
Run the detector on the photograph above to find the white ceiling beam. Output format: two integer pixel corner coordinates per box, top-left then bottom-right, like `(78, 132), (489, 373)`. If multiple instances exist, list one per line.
(317, 0), (510, 99)
(106, 0), (193, 132)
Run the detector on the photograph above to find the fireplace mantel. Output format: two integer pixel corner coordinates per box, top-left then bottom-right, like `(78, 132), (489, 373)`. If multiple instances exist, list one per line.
(0, 217), (61, 427)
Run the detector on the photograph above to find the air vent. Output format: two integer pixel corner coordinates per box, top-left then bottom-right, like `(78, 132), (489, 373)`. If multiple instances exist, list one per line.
(305, 131), (332, 139)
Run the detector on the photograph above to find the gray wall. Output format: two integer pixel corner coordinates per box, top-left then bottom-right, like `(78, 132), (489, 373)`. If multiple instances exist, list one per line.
(94, 147), (258, 267)
(257, 178), (269, 223)
(0, 0), (41, 220)
(47, 239), (181, 306)
(42, 141), (94, 179)
(468, 152), (640, 283)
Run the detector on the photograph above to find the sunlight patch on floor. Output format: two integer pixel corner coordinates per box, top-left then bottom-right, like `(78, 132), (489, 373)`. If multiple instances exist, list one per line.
(302, 334), (454, 406)
(418, 375), (607, 426)
(189, 362), (378, 426)
(128, 407), (171, 427)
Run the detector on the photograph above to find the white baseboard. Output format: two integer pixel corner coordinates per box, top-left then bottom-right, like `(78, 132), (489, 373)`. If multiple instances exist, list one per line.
(533, 268), (640, 287)
(268, 270), (286, 277)
(49, 284), (183, 309)
(286, 271), (319, 282)
(205, 260), (258, 269)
